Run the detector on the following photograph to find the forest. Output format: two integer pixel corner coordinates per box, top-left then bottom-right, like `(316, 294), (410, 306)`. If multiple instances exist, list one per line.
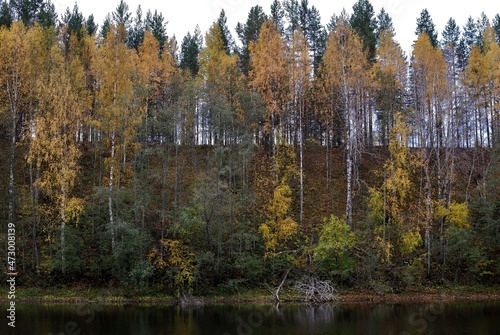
(1, 0), (499, 297)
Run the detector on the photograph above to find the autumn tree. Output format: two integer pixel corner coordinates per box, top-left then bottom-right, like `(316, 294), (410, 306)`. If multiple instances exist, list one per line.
(30, 41), (88, 274)
(369, 115), (422, 270)
(320, 19), (370, 226)
(373, 29), (406, 146)
(94, 24), (139, 251)
(249, 19), (289, 149)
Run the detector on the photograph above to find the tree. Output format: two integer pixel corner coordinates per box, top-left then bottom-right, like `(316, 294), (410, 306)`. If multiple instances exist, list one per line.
(412, 32), (449, 274)
(493, 14), (500, 45)
(0, 21), (33, 234)
(180, 26), (202, 77)
(94, 24), (139, 251)
(30, 41), (88, 274)
(10, 0), (43, 26)
(236, 5), (266, 75)
(458, 16), (477, 69)
(145, 9), (167, 52)
(376, 8), (394, 39)
(442, 18), (462, 147)
(127, 5), (145, 51)
(35, 0), (56, 28)
(283, 0), (299, 40)
(85, 14), (97, 36)
(289, 30), (311, 222)
(350, 0), (377, 62)
(373, 29), (406, 146)
(0, 0), (12, 28)
(321, 19), (370, 226)
(270, 0), (285, 34)
(198, 23), (244, 145)
(369, 115), (421, 263)
(305, 5), (326, 73)
(475, 12), (489, 50)
(217, 9), (234, 54)
(415, 9), (438, 48)
(249, 20), (289, 149)
(259, 139), (298, 300)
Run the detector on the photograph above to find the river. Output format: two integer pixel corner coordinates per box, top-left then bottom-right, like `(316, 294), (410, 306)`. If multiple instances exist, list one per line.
(2, 300), (499, 334)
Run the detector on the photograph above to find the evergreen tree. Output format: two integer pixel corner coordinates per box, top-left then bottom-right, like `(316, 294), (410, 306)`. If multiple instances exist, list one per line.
(127, 5), (145, 51)
(442, 17), (460, 48)
(62, 4), (84, 39)
(350, 0), (377, 62)
(236, 5), (266, 75)
(0, 0), (12, 27)
(85, 14), (97, 36)
(458, 16), (477, 69)
(299, 0), (308, 31)
(326, 13), (338, 33)
(415, 9), (438, 48)
(217, 9), (234, 54)
(306, 5), (326, 73)
(100, 13), (111, 38)
(493, 14), (500, 45)
(180, 26), (202, 77)
(36, 0), (57, 28)
(145, 9), (167, 52)
(270, 0), (285, 33)
(376, 7), (394, 38)
(284, 0), (299, 40)
(475, 12), (489, 50)
(10, 0), (43, 26)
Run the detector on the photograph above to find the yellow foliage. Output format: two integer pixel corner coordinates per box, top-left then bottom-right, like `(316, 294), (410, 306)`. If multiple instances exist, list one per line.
(399, 230), (422, 255)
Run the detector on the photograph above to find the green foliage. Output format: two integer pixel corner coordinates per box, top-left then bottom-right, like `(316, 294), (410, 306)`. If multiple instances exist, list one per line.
(314, 215), (356, 280)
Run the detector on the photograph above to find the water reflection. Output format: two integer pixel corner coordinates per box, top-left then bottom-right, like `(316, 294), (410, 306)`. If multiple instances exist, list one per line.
(1, 300), (499, 335)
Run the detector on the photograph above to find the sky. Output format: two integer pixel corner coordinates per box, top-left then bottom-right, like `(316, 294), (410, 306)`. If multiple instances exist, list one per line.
(52, 0), (499, 54)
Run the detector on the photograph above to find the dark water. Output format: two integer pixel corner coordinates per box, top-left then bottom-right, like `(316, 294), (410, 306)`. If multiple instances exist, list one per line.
(2, 300), (499, 335)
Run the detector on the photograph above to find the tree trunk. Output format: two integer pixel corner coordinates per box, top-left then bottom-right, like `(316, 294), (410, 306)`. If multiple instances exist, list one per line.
(274, 267), (291, 302)
(61, 186), (66, 275)
(109, 132), (116, 251)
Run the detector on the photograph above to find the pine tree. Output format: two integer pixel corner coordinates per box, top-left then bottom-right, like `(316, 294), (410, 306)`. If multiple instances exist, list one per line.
(145, 9), (167, 52)
(0, 0), (12, 27)
(180, 26), (202, 77)
(85, 14), (97, 36)
(493, 14), (500, 45)
(217, 9), (234, 54)
(305, 5), (326, 73)
(127, 5), (145, 51)
(415, 9), (438, 48)
(236, 5), (266, 75)
(350, 0), (377, 62)
(376, 7), (394, 39)
(270, 0), (285, 34)
(475, 12), (489, 50)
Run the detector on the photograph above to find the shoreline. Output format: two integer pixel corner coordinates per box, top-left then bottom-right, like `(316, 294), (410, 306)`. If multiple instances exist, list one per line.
(2, 286), (500, 305)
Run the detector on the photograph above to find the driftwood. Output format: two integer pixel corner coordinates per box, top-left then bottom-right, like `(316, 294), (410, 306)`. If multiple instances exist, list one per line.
(294, 277), (338, 302)
(273, 268), (291, 302)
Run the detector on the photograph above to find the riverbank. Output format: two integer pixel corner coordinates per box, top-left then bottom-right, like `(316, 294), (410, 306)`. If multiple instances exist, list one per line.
(2, 285), (500, 305)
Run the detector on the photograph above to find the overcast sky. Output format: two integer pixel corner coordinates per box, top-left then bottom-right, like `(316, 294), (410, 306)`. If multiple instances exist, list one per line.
(52, 0), (499, 54)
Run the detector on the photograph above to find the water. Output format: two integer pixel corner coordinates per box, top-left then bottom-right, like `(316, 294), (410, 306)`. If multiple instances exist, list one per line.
(2, 300), (499, 334)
